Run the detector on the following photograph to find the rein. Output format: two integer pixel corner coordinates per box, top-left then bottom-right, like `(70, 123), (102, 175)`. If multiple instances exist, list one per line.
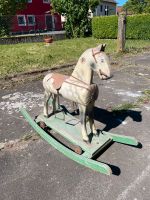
(64, 75), (90, 91)
(71, 75), (90, 86)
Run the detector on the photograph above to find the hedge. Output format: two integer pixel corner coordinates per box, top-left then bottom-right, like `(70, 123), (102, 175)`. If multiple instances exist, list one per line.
(92, 14), (150, 40)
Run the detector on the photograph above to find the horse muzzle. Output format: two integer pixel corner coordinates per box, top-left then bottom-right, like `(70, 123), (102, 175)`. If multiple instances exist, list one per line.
(98, 69), (112, 80)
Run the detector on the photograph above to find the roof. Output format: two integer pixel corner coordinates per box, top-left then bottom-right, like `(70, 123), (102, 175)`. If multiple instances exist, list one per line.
(117, 6), (123, 13)
(103, 0), (117, 4)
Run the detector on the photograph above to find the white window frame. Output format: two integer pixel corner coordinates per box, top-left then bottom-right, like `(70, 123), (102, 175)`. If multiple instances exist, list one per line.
(17, 15), (26, 26)
(27, 15), (35, 26)
(43, 0), (50, 4)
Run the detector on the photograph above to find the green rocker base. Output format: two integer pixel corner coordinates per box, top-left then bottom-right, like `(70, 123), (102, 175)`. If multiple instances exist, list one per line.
(20, 107), (138, 176)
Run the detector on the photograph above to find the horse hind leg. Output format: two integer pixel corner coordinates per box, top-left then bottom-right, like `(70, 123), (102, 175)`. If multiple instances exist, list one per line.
(52, 94), (57, 114)
(43, 91), (52, 117)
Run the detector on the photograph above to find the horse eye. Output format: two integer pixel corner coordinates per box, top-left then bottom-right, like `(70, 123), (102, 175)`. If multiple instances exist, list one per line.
(101, 59), (104, 63)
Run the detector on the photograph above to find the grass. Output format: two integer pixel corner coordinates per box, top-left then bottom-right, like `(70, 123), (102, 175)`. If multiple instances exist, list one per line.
(137, 89), (150, 105)
(0, 37), (150, 77)
(20, 133), (40, 141)
(112, 102), (138, 113)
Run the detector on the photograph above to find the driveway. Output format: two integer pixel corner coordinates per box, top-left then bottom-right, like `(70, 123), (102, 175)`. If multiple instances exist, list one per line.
(0, 52), (150, 200)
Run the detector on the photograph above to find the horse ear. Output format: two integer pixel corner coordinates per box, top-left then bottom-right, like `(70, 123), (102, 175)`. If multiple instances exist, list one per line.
(102, 44), (106, 51)
(97, 44), (103, 51)
(98, 44), (106, 52)
(101, 44), (106, 51)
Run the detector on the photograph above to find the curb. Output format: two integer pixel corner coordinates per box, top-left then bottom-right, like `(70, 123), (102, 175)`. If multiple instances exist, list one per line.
(0, 62), (76, 81)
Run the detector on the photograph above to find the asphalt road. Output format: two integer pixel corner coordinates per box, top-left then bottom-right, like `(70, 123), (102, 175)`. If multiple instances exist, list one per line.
(0, 53), (150, 200)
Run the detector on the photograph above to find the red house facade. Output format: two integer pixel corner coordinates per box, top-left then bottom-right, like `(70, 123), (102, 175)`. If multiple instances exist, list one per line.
(11, 0), (62, 34)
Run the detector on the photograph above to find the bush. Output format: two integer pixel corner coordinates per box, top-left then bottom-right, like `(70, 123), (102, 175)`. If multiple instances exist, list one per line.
(0, 16), (12, 37)
(126, 14), (150, 39)
(92, 16), (118, 39)
(92, 14), (150, 40)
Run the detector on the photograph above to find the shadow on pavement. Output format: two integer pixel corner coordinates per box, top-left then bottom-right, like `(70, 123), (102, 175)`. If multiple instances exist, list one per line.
(93, 106), (142, 132)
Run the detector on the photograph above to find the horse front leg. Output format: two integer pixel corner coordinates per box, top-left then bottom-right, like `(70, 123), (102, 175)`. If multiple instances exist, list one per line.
(43, 91), (51, 117)
(88, 102), (98, 136)
(89, 112), (97, 136)
(79, 105), (89, 143)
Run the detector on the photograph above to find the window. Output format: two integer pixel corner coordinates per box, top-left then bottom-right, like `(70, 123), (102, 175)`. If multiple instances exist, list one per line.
(17, 15), (26, 26)
(104, 6), (109, 16)
(28, 0), (32, 3)
(100, 5), (103, 12)
(43, 0), (50, 3)
(27, 15), (35, 26)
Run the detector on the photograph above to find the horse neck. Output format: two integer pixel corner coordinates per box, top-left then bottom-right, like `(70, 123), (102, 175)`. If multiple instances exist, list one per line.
(71, 61), (93, 85)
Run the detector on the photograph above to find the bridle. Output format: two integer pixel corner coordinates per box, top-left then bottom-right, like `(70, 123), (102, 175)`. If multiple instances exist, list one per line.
(92, 49), (109, 79)
(92, 49), (101, 63)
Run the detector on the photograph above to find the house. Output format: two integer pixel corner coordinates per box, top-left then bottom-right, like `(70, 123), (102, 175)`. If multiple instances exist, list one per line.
(93, 0), (117, 16)
(11, 0), (62, 35)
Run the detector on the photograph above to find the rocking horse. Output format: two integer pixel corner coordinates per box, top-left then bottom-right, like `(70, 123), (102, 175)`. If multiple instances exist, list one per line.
(43, 44), (111, 143)
(20, 44), (138, 175)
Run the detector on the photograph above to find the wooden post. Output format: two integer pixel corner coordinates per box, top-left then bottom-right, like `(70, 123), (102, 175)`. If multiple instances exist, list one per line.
(117, 14), (126, 52)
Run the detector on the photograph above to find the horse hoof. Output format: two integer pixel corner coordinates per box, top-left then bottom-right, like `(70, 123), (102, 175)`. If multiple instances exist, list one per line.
(34, 115), (38, 121)
(94, 133), (99, 137)
(83, 140), (90, 145)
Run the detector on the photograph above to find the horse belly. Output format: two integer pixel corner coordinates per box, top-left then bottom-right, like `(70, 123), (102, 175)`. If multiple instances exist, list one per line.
(59, 82), (93, 105)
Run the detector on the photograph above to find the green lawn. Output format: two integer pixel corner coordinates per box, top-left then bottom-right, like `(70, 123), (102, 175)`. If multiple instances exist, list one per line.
(0, 37), (150, 77)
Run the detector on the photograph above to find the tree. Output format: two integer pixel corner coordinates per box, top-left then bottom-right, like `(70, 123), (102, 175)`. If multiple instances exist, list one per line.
(89, 0), (101, 12)
(144, 0), (150, 13)
(0, 0), (27, 16)
(123, 0), (149, 14)
(51, 0), (100, 38)
(0, 0), (27, 36)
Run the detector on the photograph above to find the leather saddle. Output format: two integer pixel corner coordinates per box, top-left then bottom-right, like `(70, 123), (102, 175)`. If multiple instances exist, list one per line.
(51, 73), (69, 90)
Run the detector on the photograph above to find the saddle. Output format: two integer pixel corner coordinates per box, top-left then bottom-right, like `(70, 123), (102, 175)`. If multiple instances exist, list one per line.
(51, 73), (69, 90)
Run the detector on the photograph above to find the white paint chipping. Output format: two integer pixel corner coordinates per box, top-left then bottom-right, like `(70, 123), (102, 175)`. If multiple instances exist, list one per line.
(0, 92), (44, 114)
(138, 73), (149, 76)
(105, 86), (111, 89)
(115, 90), (142, 98)
(144, 105), (150, 111)
(122, 121), (127, 125)
(2, 94), (12, 99)
(117, 164), (150, 200)
(116, 119), (128, 125)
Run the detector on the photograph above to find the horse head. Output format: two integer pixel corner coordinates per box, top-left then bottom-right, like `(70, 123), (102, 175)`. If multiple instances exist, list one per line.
(90, 44), (111, 80)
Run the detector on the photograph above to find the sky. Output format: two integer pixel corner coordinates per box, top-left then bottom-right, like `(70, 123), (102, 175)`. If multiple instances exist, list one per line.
(117, 0), (127, 6)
